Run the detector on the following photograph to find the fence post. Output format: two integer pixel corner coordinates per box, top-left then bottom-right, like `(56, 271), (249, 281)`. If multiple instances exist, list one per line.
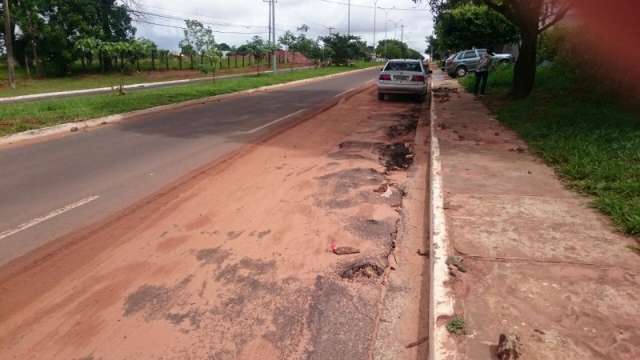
(190, 54), (194, 69)
(166, 53), (169, 70)
(179, 55), (182, 70)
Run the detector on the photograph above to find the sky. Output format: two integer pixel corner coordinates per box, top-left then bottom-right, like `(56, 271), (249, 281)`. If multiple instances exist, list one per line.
(132, 0), (434, 53)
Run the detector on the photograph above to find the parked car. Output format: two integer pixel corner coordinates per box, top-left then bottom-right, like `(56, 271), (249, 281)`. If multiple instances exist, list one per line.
(442, 52), (460, 71)
(445, 49), (514, 77)
(377, 59), (430, 102)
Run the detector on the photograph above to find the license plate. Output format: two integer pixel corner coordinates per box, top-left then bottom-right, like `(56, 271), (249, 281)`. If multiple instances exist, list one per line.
(394, 75), (409, 80)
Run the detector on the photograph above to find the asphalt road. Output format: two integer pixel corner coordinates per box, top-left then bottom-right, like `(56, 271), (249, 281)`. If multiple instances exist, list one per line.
(0, 68), (377, 266)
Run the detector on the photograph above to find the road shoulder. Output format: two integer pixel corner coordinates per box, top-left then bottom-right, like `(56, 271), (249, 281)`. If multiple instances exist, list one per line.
(0, 87), (430, 359)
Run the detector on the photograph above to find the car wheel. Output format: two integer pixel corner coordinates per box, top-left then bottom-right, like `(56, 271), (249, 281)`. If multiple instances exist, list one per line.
(414, 94), (425, 103)
(456, 66), (467, 77)
(378, 92), (385, 101)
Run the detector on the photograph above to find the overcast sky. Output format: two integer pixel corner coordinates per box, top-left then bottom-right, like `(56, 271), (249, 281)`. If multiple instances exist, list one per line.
(133, 0), (433, 53)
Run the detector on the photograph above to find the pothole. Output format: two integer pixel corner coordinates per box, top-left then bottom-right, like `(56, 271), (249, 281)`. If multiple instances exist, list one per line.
(380, 143), (414, 170)
(340, 261), (385, 280)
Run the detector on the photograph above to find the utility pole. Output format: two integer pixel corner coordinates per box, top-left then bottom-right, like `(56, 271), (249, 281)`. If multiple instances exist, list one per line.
(264, 0), (277, 73)
(271, 0), (276, 73)
(328, 26), (335, 35)
(400, 24), (404, 43)
(347, 0), (351, 36)
(3, 0), (16, 89)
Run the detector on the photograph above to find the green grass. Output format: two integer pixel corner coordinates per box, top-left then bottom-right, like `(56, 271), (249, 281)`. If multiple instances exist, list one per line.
(0, 63), (375, 137)
(0, 61), (310, 98)
(461, 65), (640, 236)
(446, 315), (466, 335)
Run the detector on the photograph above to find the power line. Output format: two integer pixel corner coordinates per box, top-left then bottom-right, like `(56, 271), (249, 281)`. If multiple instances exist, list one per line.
(131, 18), (268, 35)
(131, 9), (273, 31)
(136, 2), (272, 29)
(318, 0), (428, 12)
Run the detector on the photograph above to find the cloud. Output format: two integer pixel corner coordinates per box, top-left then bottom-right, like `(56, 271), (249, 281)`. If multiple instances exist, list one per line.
(134, 0), (433, 52)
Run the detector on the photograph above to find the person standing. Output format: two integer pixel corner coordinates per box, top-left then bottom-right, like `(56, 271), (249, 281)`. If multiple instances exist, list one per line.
(474, 51), (492, 96)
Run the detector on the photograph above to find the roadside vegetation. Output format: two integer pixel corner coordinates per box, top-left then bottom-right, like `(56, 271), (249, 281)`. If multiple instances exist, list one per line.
(0, 63), (374, 136)
(461, 62), (640, 236)
(0, 62), (311, 98)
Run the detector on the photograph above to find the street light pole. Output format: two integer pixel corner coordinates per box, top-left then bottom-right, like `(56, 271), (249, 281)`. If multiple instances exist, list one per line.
(372, 0), (378, 55)
(347, 0), (351, 36)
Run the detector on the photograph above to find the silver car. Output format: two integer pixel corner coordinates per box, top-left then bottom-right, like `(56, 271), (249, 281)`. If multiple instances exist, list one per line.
(377, 59), (430, 101)
(445, 48), (514, 77)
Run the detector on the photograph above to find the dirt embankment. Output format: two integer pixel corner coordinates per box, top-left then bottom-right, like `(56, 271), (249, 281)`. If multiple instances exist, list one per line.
(0, 88), (427, 359)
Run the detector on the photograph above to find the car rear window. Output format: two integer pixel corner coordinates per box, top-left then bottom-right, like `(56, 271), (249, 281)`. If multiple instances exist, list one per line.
(384, 62), (422, 72)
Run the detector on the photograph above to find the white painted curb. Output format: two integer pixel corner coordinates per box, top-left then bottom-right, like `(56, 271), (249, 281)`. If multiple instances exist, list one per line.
(429, 82), (458, 360)
(0, 66), (315, 104)
(0, 66), (377, 147)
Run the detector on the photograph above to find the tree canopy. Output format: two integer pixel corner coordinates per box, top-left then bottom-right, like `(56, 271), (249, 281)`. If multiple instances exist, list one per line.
(5, 0), (135, 74)
(434, 3), (517, 52)
(376, 39), (423, 60)
(320, 33), (368, 65)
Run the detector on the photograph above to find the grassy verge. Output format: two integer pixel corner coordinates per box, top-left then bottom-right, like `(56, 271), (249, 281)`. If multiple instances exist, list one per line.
(461, 64), (640, 236)
(0, 64), (375, 137)
(0, 63), (311, 98)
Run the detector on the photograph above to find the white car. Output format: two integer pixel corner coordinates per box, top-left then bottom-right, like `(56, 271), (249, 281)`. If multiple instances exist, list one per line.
(377, 59), (430, 102)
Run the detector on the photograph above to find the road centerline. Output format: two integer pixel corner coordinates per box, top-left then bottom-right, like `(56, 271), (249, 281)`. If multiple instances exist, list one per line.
(0, 195), (100, 241)
(239, 109), (307, 135)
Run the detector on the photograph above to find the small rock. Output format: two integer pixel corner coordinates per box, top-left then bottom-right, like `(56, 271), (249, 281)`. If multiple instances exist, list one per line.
(417, 249), (429, 257)
(373, 184), (388, 193)
(333, 246), (360, 255)
(496, 334), (521, 360)
(446, 255), (467, 273)
(70, 127), (79, 132)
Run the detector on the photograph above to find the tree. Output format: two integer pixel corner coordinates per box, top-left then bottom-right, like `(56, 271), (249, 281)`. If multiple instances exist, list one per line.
(181, 20), (216, 60)
(479, 0), (571, 98)
(423, 0), (571, 98)
(320, 33), (368, 65)
(434, 3), (517, 51)
(217, 42), (231, 51)
(376, 39), (407, 59)
(244, 36), (269, 75)
(278, 30), (297, 51)
(6, 0), (135, 74)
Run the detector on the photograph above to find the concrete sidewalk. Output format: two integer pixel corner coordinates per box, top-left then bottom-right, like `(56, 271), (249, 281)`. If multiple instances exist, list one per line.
(432, 74), (640, 359)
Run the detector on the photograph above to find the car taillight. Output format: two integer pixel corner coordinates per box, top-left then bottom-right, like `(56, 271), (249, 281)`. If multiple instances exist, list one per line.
(411, 75), (426, 82)
(379, 74), (391, 81)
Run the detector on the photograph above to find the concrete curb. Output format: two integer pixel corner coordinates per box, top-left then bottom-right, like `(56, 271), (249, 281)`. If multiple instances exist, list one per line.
(0, 66), (315, 104)
(429, 82), (458, 360)
(0, 66), (377, 147)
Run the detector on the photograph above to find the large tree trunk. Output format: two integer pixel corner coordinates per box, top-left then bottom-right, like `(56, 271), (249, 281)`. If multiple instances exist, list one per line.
(512, 26), (538, 99)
